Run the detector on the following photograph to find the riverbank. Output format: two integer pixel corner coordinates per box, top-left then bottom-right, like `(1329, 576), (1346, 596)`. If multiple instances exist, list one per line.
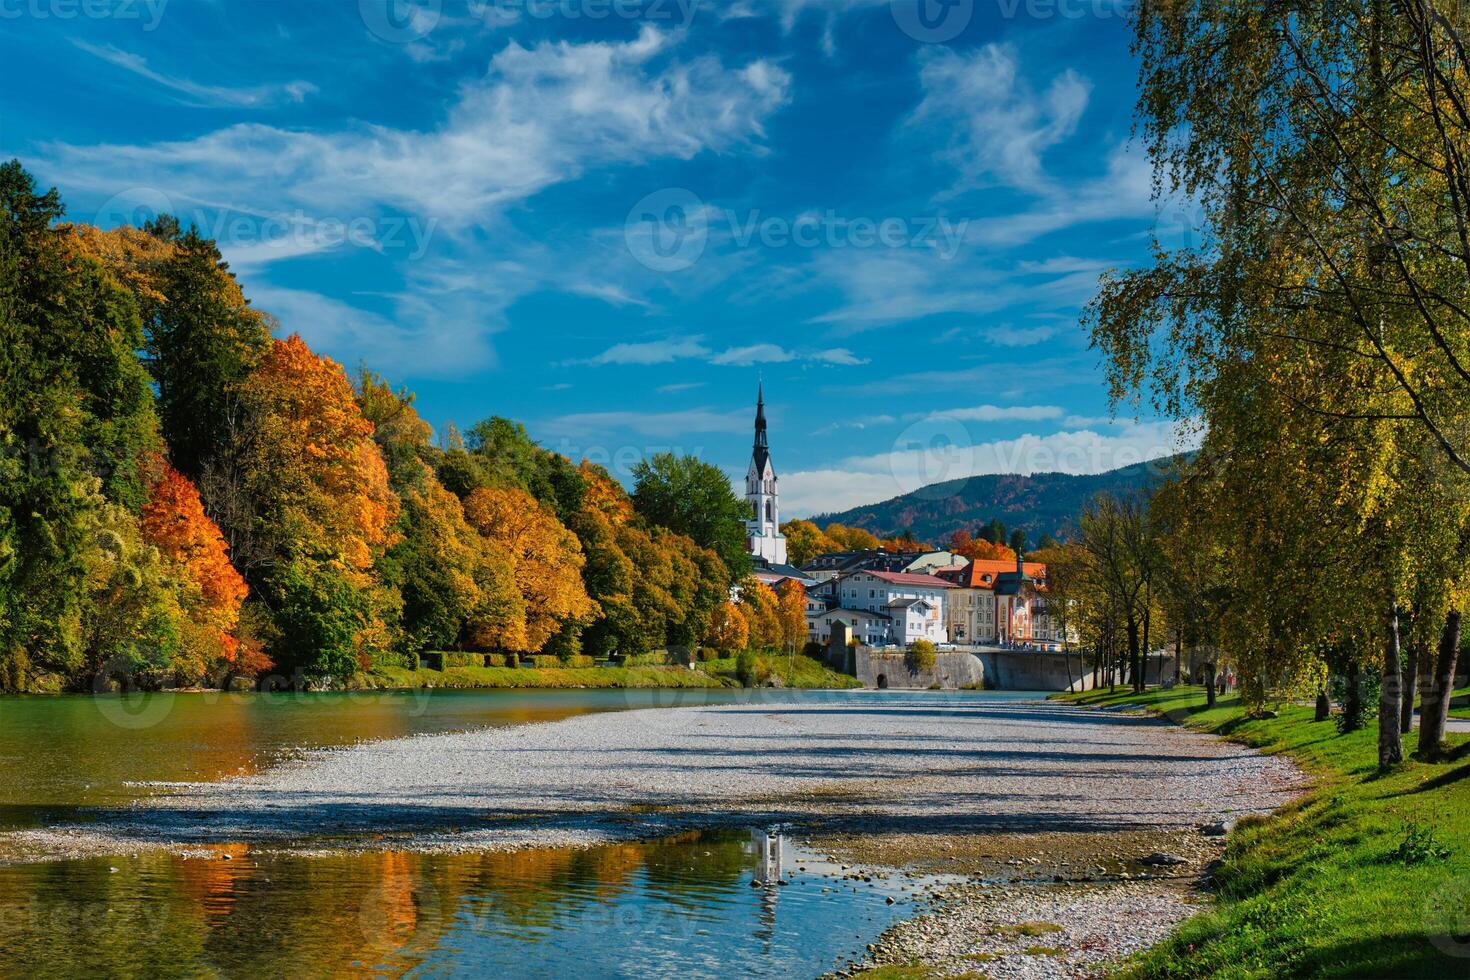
(1034, 686), (1470, 978)
(349, 652), (859, 692)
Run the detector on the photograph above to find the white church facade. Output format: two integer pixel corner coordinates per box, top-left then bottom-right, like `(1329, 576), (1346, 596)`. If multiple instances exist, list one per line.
(745, 386), (787, 566)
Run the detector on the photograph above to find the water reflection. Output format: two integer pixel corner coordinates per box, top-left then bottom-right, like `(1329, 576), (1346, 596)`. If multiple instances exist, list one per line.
(0, 689), (850, 826)
(0, 831), (912, 978)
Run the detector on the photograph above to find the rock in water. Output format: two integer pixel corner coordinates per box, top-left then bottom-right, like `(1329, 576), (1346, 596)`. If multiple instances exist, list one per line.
(1142, 852), (1188, 866)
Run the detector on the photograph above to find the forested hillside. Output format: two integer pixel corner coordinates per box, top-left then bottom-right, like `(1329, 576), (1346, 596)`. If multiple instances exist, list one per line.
(0, 162), (772, 692)
(811, 458), (1180, 544)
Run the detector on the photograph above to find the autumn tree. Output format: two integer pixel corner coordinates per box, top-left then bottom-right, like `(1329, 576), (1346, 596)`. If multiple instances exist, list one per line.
(357, 373), (519, 657)
(228, 335), (400, 677)
(775, 579), (808, 653)
(735, 579), (783, 650)
(462, 486), (596, 653)
(781, 519), (839, 567)
(707, 600), (749, 653)
(0, 162), (163, 688)
(821, 523), (882, 552)
(140, 456), (256, 679)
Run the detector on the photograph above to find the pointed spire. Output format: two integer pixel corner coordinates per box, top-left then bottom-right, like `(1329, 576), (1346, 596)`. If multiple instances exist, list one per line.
(751, 383), (770, 472)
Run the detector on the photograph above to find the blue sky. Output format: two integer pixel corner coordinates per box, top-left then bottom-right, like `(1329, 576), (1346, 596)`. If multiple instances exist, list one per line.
(3, 0), (1196, 516)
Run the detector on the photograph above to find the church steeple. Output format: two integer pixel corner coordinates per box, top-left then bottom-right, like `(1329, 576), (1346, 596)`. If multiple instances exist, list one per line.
(744, 383), (786, 566)
(752, 383), (769, 472)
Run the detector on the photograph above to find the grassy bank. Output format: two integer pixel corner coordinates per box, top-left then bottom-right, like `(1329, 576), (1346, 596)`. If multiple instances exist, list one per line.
(353, 664), (737, 690)
(351, 652), (860, 691)
(702, 652), (863, 689)
(1055, 686), (1470, 978)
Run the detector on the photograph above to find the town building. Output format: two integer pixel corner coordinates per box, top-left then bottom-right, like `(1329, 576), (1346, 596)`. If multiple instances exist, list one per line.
(808, 568), (954, 646)
(745, 386), (787, 566)
(935, 556), (1070, 650)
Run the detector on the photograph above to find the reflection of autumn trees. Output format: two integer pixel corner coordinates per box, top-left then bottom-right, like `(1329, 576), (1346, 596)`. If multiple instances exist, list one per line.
(0, 833), (762, 976)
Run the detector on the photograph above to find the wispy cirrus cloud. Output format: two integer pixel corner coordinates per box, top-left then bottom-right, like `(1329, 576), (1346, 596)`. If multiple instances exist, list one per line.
(46, 27), (789, 227)
(571, 336), (869, 368)
(71, 40), (317, 108)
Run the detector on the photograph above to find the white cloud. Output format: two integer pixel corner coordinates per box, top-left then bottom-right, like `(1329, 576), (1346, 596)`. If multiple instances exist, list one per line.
(246, 282), (499, 377)
(711, 343), (796, 366)
(912, 44), (1091, 196)
(780, 420), (1200, 517)
(45, 28), (789, 228)
(71, 40), (316, 108)
(575, 337), (713, 366)
(656, 382), (706, 394)
(915, 404), (1065, 423)
(983, 324), (1059, 347)
(575, 337), (869, 368)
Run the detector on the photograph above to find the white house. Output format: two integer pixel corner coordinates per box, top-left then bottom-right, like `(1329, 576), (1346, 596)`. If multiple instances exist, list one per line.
(820, 568), (954, 645)
(808, 607), (891, 646)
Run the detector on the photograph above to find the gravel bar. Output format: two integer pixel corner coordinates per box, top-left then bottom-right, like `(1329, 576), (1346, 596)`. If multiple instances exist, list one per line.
(3, 693), (1306, 862)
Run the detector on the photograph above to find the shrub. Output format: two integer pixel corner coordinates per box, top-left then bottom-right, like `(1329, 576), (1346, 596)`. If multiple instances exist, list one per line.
(528, 655), (564, 668)
(560, 654), (595, 668)
(697, 646), (720, 663)
(906, 639), (937, 672)
(443, 651), (483, 668)
(484, 653), (508, 668)
(737, 649), (770, 687)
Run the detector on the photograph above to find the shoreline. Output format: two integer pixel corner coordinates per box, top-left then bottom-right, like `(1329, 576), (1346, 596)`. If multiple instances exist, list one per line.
(0, 691), (1313, 977)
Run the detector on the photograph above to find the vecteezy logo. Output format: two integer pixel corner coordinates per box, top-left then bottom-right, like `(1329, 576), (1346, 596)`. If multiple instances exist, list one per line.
(890, 0), (973, 43)
(624, 188), (708, 273)
(360, 0), (441, 43)
(1426, 877), (1470, 959)
(95, 187), (175, 229)
(889, 414), (974, 499)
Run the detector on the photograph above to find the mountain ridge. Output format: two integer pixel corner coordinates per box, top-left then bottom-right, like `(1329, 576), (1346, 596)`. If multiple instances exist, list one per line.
(810, 455), (1182, 545)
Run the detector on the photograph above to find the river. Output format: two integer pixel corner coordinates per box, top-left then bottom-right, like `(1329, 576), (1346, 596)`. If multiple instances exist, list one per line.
(0, 687), (970, 977)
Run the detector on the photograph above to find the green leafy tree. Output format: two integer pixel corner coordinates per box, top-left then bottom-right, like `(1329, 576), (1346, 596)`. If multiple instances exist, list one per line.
(632, 453), (752, 580)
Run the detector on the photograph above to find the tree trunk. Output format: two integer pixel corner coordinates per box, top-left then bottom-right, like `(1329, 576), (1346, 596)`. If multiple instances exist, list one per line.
(1127, 618), (1142, 693)
(1343, 658), (1364, 733)
(1378, 601), (1404, 769)
(1143, 603), (1152, 689)
(1175, 630), (1183, 685)
(1416, 609), (1462, 760)
(1400, 643), (1419, 733)
(1205, 661), (1217, 708)
(1315, 688), (1331, 722)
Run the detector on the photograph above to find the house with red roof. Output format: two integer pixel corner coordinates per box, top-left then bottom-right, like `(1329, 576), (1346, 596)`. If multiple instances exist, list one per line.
(935, 555), (1069, 650)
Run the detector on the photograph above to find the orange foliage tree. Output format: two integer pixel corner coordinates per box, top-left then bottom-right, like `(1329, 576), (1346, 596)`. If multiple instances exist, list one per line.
(775, 579), (808, 653)
(233, 334), (401, 674)
(462, 485), (597, 653)
(140, 456), (265, 676)
(948, 529), (1016, 563)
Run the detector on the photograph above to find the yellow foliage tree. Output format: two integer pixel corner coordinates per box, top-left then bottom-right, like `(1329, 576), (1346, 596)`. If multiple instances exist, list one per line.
(463, 485), (597, 652)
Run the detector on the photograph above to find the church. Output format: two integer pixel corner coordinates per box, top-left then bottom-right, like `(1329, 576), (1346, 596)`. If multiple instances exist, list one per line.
(745, 386), (787, 566)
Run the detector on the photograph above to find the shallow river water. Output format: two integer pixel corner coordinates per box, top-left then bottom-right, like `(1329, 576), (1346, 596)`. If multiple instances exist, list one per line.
(0, 688), (1015, 977)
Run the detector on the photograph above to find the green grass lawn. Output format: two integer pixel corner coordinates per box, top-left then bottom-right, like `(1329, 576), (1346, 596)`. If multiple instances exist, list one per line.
(700, 652), (863, 689)
(1055, 686), (1470, 978)
(1449, 684), (1470, 720)
(354, 652), (859, 691)
(354, 663), (738, 690)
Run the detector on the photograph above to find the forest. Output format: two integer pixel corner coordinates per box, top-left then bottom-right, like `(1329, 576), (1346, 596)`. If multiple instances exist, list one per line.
(0, 161), (804, 693)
